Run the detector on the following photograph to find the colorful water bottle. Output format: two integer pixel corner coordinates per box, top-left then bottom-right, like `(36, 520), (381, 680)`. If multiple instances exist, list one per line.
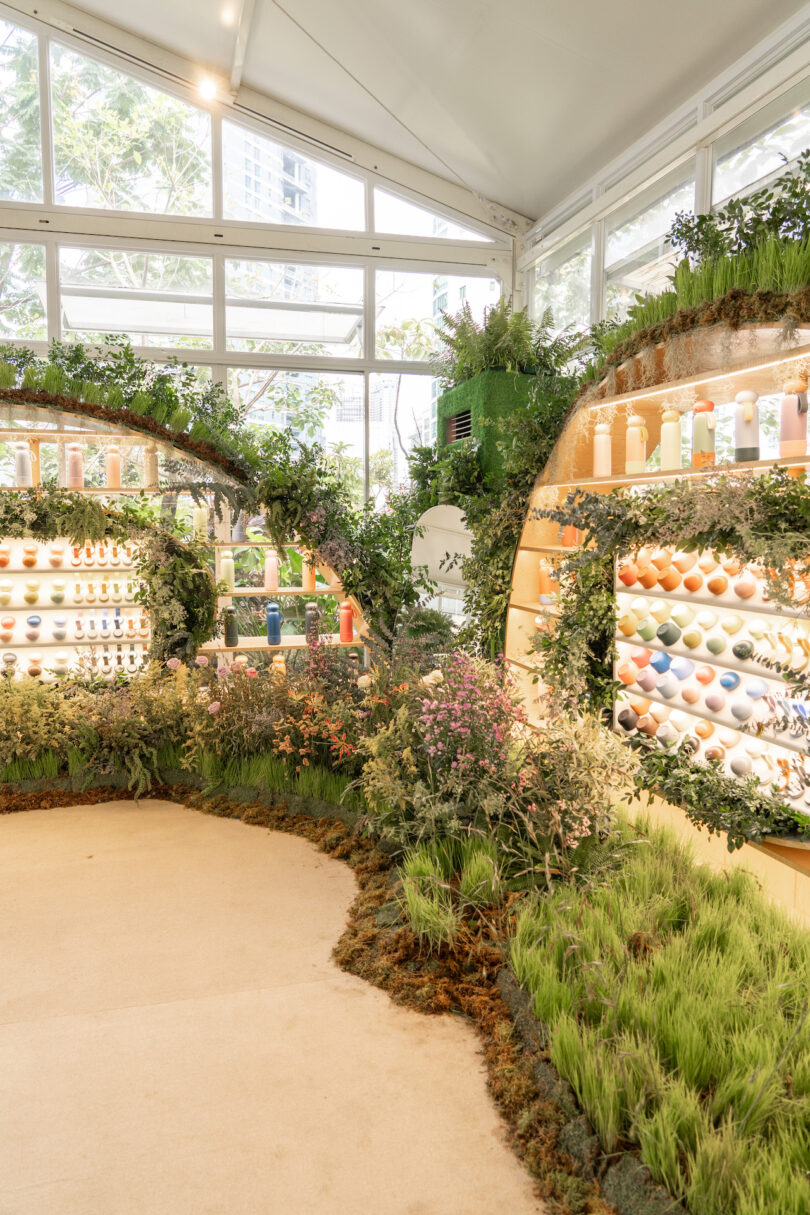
(780, 377), (808, 458)
(219, 548), (235, 592)
(593, 422), (612, 477)
(66, 443), (84, 488)
(734, 390), (759, 462)
(538, 561), (557, 604)
(301, 551), (317, 593)
(14, 442), (33, 487)
(659, 409), (682, 472)
(625, 414), (647, 475)
(305, 601), (321, 641)
(192, 503), (209, 541)
(692, 400), (716, 468)
(266, 601), (282, 646)
(264, 549), (279, 592)
(339, 600), (354, 642)
(105, 445), (121, 489)
(271, 652), (287, 680)
(223, 605), (239, 648)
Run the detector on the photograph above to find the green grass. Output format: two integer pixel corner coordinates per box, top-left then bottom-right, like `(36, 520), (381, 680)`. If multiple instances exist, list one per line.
(510, 818), (810, 1215)
(590, 235), (810, 377)
(190, 748), (365, 811)
(397, 837), (504, 949)
(0, 752), (60, 782)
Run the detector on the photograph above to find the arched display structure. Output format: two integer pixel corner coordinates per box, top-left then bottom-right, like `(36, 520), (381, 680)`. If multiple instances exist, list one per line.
(0, 397), (367, 678)
(507, 320), (810, 884)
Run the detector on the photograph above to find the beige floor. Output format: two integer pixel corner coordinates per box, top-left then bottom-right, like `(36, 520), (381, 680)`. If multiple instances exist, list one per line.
(0, 800), (542, 1215)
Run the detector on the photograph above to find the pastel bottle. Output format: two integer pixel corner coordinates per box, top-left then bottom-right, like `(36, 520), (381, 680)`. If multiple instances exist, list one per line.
(192, 503), (209, 542)
(22, 542), (38, 568)
(48, 543), (65, 568)
(0, 581), (11, 606)
(734, 390), (759, 463)
(780, 377), (808, 458)
(301, 552), (317, 593)
(692, 400), (716, 469)
(143, 444), (158, 488)
(219, 549), (235, 592)
(223, 605), (239, 648)
(271, 652), (287, 680)
(66, 443), (84, 489)
(266, 601), (282, 646)
(593, 422), (612, 478)
(23, 580), (39, 605)
(659, 409), (682, 472)
(52, 616), (67, 641)
(538, 561), (558, 604)
(305, 601), (321, 642)
(105, 445), (121, 489)
(14, 442), (33, 487)
(339, 600), (354, 643)
(625, 415), (647, 475)
(50, 580), (66, 605)
(264, 549), (279, 593)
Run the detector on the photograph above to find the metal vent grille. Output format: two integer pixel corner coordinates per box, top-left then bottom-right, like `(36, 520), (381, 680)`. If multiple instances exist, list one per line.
(447, 409), (472, 442)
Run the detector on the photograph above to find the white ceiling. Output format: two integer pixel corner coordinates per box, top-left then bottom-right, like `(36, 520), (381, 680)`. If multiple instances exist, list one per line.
(62, 0), (807, 220)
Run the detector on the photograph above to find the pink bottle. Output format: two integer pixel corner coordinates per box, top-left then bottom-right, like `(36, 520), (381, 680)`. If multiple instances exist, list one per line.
(593, 423), (612, 478)
(780, 377), (808, 459)
(264, 549), (279, 592)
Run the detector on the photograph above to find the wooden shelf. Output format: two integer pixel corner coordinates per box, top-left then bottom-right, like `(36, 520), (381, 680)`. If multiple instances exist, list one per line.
(212, 540), (276, 549)
(585, 338), (810, 413)
(616, 584), (809, 621)
(200, 634), (362, 653)
(542, 454), (809, 494)
(616, 686), (807, 760)
(219, 586), (342, 598)
(510, 600), (560, 615)
(519, 544), (580, 555)
(0, 636), (148, 649)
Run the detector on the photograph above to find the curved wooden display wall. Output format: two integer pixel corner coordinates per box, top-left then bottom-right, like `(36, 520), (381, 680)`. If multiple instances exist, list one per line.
(506, 320), (810, 901)
(0, 399), (367, 677)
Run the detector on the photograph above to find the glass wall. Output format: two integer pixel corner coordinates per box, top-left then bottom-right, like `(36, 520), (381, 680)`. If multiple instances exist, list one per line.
(533, 234), (592, 332)
(0, 13), (508, 506)
(531, 76), (810, 329)
(604, 168), (694, 320)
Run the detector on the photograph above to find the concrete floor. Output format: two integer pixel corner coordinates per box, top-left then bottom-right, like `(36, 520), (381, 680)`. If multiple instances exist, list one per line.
(0, 800), (542, 1215)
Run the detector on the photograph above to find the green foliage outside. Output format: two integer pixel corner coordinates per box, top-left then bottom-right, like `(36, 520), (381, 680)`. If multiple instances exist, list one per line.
(511, 818), (810, 1215)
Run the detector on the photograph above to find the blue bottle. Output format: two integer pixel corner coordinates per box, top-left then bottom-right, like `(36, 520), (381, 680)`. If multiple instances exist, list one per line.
(266, 601), (282, 646)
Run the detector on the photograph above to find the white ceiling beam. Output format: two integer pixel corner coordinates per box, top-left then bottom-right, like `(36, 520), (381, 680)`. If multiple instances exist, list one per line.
(229, 0), (255, 96)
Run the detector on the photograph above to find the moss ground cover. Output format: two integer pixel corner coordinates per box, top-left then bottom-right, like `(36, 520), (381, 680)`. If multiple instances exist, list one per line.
(510, 818), (810, 1215)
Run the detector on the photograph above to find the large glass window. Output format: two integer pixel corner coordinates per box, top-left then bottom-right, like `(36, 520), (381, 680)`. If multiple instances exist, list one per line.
(230, 367), (365, 501)
(59, 248), (213, 348)
(713, 81), (810, 205)
(369, 372), (437, 499)
(0, 20), (42, 203)
(0, 242), (47, 340)
(604, 168), (694, 320)
(374, 189), (490, 242)
(225, 260), (364, 358)
(375, 271), (500, 360)
(222, 120), (364, 230)
(533, 234), (592, 332)
(50, 44), (212, 215)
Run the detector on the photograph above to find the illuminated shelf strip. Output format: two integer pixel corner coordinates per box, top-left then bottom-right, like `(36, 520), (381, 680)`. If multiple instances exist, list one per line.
(510, 600), (560, 616)
(616, 584), (808, 621)
(200, 634), (362, 652)
(518, 544), (578, 555)
(541, 454), (809, 494)
(219, 586), (342, 598)
(0, 638), (148, 649)
(0, 603), (140, 611)
(616, 686), (809, 761)
(586, 340), (810, 412)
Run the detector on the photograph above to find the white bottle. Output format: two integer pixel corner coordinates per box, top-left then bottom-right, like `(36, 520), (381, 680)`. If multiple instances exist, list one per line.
(734, 390), (760, 463)
(660, 409), (682, 472)
(220, 549), (235, 592)
(14, 442), (33, 488)
(593, 423), (612, 478)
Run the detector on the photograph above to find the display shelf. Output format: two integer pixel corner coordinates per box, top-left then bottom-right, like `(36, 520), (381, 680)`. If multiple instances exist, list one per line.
(616, 583), (808, 620)
(0, 636), (149, 649)
(200, 634), (363, 653)
(546, 453), (810, 493)
(221, 586), (343, 598)
(582, 337), (810, 414)
(510, 600), (560, 616)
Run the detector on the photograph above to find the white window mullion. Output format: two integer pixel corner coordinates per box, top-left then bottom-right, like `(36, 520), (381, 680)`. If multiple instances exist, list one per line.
(212, 248), (226, 354)
(363, 261), (375, 363)
(590, 220), (605, 327)
(211, 112), (224, 223)
(45, 239), (60, 344)
(37, 32), (55, 208)
(694, 144), (713, 215)
(363, 372), (370, 502)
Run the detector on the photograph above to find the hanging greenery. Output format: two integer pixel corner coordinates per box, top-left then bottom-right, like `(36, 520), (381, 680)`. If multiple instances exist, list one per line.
(0, 490), (218, 661)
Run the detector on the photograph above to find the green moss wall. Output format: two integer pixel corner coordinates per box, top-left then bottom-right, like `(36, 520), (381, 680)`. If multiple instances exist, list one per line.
(437, 370), (534, 483)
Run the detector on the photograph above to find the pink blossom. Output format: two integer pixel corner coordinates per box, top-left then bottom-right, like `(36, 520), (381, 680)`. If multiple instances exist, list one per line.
(246, 667), (258, 678)
(194, 655), (209, 667)
(166, 657), (181, 670)
(208, 701), (221, 714)
(216, 666), (230, 679)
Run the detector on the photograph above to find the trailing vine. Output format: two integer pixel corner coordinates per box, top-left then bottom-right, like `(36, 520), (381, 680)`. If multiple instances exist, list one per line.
(0, 490), (218, 661)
